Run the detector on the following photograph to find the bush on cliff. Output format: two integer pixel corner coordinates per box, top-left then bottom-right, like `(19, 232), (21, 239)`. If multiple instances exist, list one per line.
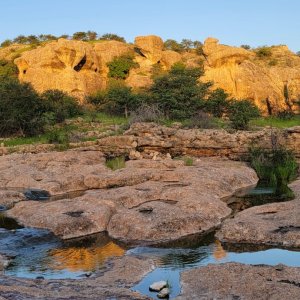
(0, 60), (18, 78)
(0, 77), (46, 136)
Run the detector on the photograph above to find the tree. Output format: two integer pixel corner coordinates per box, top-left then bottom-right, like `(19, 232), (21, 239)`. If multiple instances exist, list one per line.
(255, 46), (272, 58)
(72, 32), (88, 41)
(164, 39), (184, 52)
(86, 31), (97, 41)
(1, 39), (13, 47)
(107, 54), (138, 80)
(181, 39), (193, 51)
(99, 33), (126, 43)
(205, 88), (230, 118)
(228, 99), (260, 130)
(0, 60), (18, 77)
(0, 77), (46, 136)
(241, 45), (251, 50)
(59, 34), (70, 39)
(13, 35), (28, 44)
(150, 63), (211, 119)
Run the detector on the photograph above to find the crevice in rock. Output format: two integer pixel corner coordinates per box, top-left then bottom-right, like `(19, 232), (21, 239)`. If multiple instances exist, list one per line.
(278, 279), (300, 288)
(134, 47), (146, 58)
(64, 210), (84, 218)
(74, 55), (86, 72)
(273, 226), (300, 234)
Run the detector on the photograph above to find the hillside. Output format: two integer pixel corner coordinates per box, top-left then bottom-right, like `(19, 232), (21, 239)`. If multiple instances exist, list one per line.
(1, 35), (300, 113)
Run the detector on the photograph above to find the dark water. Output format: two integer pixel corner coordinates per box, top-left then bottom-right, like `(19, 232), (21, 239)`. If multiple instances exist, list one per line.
(0, 184), (299, 299)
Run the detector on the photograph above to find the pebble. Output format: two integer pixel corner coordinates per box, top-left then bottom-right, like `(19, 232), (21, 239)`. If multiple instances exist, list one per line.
(149, 280), (167, 292)
(158, 287), (170, 298)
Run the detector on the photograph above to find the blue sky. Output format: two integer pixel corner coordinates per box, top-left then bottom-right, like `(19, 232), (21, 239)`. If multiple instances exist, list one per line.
(1, 0), (300, 52)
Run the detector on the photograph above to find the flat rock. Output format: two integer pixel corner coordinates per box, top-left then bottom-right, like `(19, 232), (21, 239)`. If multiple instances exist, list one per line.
(177, 262), (300, 299)
(216, 179), (300, 248)
(0, 256), (153, 299)
(149, 280), (167, 291)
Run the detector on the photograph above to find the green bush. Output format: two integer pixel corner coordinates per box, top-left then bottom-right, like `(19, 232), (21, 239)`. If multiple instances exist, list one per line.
(205, 88), (230, 118)
(228, 99), (260, 130)
(105, 156), (126, 170)
(183, 156), (194, 166)
(255, 46), (272, 58)
(41, 89), (82, 123)
(150, 63), (211, 119)
(99, 33), (126, 43)
(0, 77), (46, 136)
(0, 60), (18, 78)
(107, 54), (138, 80)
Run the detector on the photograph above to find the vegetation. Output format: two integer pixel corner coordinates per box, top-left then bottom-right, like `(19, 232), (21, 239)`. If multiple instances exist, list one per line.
(255, 46), (272, 58)
(241, 45), (251, 50)
(105, 156), (126, 170)
(183, 156), (194, 166)
(228, 99), (261, 130)
(0, 60), (18, 77)
(107, 54), (139, 80)
(164, 39), (203, 54)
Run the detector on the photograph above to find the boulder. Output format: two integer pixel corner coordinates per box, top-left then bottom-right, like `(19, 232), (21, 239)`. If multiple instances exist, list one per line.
(177, 263), (300, 299)
(14, 39), (106, 100)
(216, 179), (300, 248)
(161, 50), (182, 69)
(134, 35), (164, 64)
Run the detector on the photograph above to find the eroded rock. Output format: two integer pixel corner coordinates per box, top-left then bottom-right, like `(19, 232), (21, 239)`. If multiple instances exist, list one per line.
(177, 263), (300, 299)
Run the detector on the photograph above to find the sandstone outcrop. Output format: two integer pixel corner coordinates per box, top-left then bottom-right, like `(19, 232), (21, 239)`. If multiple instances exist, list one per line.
(177, 263), (300, 299)
(202, 38), (300, 113)
(4, 152), (257, 241)
(14, 39), (106, 100)
(216, 179), (300, 248)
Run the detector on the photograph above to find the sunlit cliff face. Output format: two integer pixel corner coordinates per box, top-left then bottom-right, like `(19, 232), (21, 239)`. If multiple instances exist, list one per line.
(48, 241), (125, 272)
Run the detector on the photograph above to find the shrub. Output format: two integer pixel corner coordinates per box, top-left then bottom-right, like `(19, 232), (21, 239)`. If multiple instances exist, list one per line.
(0, 60), (18, 77)
(150, 63), (211, 119)
(185, 111), (217, 129)
(47, 129), (69, 144)
(228, 99), (260, 130)
(85, 90), (108, 109)
(205, 88), (230, 118)
(0, 77), (46, 136)
(255, 46), (272, 58)
(1, 40), (13, 48)
(107, 54), (138, 80)
(41, 90), (82, 123)
(99, 33), (126, 43)
(164, 39), (184, 52)
(105, 156), (126, 170)
(241, 45), (251, 50)
(130, 103), (164, 124)
(183, 156), (194, 166)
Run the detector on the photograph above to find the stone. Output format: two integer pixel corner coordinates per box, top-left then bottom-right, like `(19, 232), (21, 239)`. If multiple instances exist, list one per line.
(216, 179), (300, 248)
(157, 288), (170, 298)
(0, 254), (11, 272)
(177, 263), (300, 299)
(149, 280), (167, 292)
(161, 50), (181, 69)
(134, 35), (164, 64)
(14, 39), (106, 101)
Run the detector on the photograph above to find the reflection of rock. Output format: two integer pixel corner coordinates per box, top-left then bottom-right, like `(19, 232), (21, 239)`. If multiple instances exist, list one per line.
(213, 240), (227, 260)
(178, 262), (300, 299)
(149, 281), (167, 292)
(49, 241), (124, 272)
(217, 179), (300, 248)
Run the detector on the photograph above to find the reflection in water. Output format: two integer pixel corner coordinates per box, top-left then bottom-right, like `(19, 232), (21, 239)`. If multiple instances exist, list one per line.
(213, 240), (227, 260)
(49, 241), (125, 272)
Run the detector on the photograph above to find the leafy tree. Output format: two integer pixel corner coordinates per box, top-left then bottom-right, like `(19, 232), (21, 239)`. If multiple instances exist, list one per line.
(0, 60), (18, 78)
(72, 32), (88, 41)
(181, 39), (193, 51)
(164, 39), (184, 52)
(38, 34), (57, 42)
(41, 90), (82, 123)
(150, 63), (211, 119)
(27, 35), (39, 44)
(59, 34), (70, 39)
(1, 39), (13, 47)
(99, 33), (126, 43)
(107, 54), (138, 80)
(228, 99), (260, 130)
(205, 88), (230, 118)
(13, 35), (28, 44)
(86, 31), (97, 41)
(241, 45), (251, 50)
(0, 77), (46, 136)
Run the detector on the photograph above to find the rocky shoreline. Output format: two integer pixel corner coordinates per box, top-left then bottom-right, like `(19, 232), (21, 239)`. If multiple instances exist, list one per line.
(0, 125), (299, 299)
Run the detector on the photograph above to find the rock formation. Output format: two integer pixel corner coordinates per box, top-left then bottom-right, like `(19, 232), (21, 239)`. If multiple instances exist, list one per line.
(4, 35), (300, 111)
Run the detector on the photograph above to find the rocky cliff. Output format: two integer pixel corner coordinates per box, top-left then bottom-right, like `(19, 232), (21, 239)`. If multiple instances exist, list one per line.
(1, 35), (300, 111)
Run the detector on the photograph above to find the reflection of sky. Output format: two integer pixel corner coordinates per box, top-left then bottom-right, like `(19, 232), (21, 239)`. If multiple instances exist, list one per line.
(131, 242), (300, 299)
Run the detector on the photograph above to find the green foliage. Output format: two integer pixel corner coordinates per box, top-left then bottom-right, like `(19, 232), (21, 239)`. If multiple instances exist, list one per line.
(164, 39), (184, 52)
(269, 59), (278, 66)
(41, 90), (83, 124)
(72, 32), (88, 41)
(205, 88), (230, 118)
(105, 156), (126, 170)
(99, 33), (126, 43)
(47, 129), (69, 145)
(250, 115), (300, 128)
(0, 60), (18, 77)
(183, 156), (194, 166)
(150, 63), (210, 119)
(107, 54), (139, 80)
(250, 147), (298, 196)
(1, 39), (13, 47)
(241, 45), (251, 50)
(228, 99), (260, 130)
(0, 77), (46, 136)
(255, 46), (272, 58)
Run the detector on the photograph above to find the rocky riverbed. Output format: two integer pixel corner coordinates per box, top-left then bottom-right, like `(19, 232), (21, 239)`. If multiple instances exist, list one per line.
(0, 143), (299, 299)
